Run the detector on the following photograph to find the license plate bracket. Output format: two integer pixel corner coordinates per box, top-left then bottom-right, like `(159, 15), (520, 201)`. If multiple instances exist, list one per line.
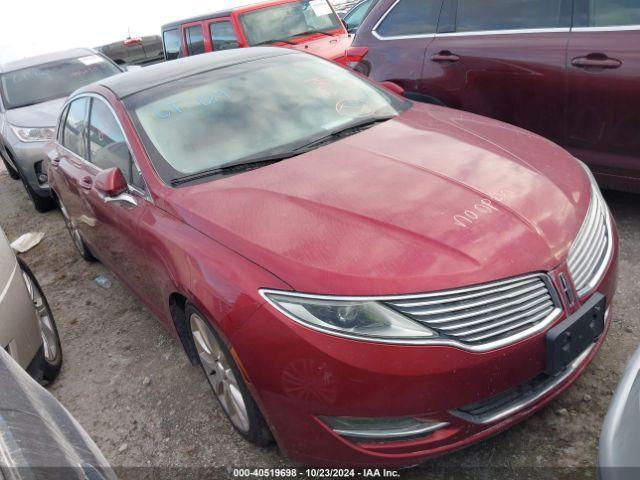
(545, 293), (606, 375)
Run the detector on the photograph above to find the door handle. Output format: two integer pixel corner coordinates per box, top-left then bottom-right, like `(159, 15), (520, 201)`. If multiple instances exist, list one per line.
(431, 51), (460, 63)
(572, 55), (621, 70)
(78, 176), (93, 190)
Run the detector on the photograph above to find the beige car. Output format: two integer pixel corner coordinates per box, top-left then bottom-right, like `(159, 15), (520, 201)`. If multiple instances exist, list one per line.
(0, 228), (61, 382)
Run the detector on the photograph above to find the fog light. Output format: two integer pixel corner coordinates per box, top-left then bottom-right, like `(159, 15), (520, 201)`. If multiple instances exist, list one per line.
(320, 416), (449, 442)
(38, 173), (48, 184)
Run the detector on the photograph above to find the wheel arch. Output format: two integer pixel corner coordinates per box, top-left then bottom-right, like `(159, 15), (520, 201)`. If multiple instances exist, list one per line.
(168, 292), (199, 365)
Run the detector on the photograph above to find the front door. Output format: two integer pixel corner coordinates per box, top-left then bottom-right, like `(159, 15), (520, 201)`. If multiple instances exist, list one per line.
(566, 0), (640, 190)
(422, 0), (572, 146)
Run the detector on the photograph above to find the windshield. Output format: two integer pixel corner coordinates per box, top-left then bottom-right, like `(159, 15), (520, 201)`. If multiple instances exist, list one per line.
(239, 0), (342, 46)
(0, 55), (121, 110)
(126, 53), (409, 185)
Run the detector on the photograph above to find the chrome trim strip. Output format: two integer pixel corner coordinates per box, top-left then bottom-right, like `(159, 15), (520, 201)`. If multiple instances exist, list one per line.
(333, 421), (450, 440)
(450, 307), (610, 425)
(259, 273), (563, 352)
(572, 25), (640, 32)
(435, 27), (570, 37)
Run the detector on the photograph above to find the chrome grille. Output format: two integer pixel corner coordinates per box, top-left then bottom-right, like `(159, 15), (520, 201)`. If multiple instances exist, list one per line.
(568, 185), (612, 297)
(383, 274), (561, 348)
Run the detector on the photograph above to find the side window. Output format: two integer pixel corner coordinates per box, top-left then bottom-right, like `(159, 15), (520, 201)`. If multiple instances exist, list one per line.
(345, 0), (373, 31)
(456, 0), (567, 32)
(210, 21), (240, 51)
(375, 0), (441, 38)
(163, 29), (181, 60)
(185, 25), (206, 55)
(57, 105), (69, 142)
(589, 0), (640, 26)
(62, 98), (89, 158)
(88, 98), (134, 185)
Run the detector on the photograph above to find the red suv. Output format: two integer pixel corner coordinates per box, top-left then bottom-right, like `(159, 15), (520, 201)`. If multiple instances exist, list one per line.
(46, 48), (617, 467)
(346, 0), (640, 193)
(161, 0), (352, 62)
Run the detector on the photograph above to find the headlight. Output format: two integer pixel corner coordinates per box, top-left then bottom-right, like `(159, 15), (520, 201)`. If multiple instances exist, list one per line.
(10, 125), (55, 143)
(261, 290), (437, 342)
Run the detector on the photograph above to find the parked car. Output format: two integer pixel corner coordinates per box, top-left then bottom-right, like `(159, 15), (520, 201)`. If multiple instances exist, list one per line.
(345, 0), (640, 193)
(342, 0), (376, 33)
(0, 49), (124, 212)
(161, 0), (352, 62)
(46, 47), (617, 467)
(600, 346), (640, 480)
(96, 35), (164, 67)
(0, 347), (114, 479)
(0, 228), (61, 384)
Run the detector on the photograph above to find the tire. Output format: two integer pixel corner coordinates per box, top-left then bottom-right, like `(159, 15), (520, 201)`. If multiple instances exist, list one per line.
(1, 152), (20, 180)
(18, 259), (62, 384)
(186, 303), (272, 446)
(57, 197), (96, 262)
(18, 170), (55, 212)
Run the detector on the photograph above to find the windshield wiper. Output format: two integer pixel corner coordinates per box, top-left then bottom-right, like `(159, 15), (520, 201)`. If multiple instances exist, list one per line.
(170, 152), (302, 186)
(170, 116), (393, 186)
(292, 29), (333, 38)
(292, 116), (394, 152)
(253, 37), (296, 46)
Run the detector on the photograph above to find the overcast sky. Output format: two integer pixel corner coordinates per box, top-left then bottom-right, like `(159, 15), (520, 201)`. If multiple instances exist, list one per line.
(0, 0), (257, 63)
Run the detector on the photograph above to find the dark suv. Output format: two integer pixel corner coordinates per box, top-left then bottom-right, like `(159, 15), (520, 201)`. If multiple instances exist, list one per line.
(348, 0), (640, 192)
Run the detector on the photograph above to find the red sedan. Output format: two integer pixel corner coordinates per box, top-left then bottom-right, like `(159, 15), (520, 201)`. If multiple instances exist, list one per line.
(46, 48), (618, 467)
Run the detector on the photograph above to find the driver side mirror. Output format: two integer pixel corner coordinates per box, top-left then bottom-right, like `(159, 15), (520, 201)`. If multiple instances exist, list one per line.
(95, 167), (128, 197)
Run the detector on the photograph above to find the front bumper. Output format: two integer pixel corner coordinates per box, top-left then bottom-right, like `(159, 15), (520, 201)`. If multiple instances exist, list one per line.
(8, 139), (51, 197)
(232, 238), (619, 467)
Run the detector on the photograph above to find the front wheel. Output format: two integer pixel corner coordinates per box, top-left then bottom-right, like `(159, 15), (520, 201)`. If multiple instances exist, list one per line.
(2, 154), (20, 180)
(187, 304), (272, 446)
(58, 198), (96, 262)
(19, 173), (55, 212)
(19, 260), (62, 384)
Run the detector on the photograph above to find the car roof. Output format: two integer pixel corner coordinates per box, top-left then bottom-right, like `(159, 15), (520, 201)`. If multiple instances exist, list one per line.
(92, 47), (295, 99)
(160, 0), (263, 29)
(0, 48), (98, 73)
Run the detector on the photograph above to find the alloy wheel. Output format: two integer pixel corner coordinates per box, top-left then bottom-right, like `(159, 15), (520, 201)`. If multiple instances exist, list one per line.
(22, 270), (59, 364)
(189, 313), (250, 433)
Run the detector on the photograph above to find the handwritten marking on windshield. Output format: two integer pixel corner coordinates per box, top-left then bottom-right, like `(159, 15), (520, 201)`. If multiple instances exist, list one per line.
(153, 90), (230, 119)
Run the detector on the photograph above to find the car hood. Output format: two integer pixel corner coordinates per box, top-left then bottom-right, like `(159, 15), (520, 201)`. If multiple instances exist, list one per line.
(5, 97), (67, 128)
(284, 32), (352, 61)
(165, 104), (591, 295)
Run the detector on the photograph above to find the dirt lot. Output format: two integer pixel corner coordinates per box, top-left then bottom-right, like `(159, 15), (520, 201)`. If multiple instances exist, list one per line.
(0, 166), (638, 479)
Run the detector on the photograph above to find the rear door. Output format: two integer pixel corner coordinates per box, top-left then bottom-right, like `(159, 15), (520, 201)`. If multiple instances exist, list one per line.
(52, 97), (92, 235)
(182, 22), (209, 56)
(422, 0), (572, 146)
(207, 19), (240, 51)
(358, 0), (443, 90)
(566, 0), (640, 190)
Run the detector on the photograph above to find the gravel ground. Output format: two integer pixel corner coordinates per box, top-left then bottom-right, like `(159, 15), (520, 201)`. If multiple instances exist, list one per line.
(0, 165), (638, 479)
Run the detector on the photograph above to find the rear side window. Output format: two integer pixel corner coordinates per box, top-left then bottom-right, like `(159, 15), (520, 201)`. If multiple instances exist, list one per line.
(62, 97), (89, 158)
(163, 29), (181, 60)
(589, 0), (640, 26)
(456, 0), (567, 32)
(185, 25), (205, 55)
(209, 21), (240, 51)
(375, 0), (442, 38)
